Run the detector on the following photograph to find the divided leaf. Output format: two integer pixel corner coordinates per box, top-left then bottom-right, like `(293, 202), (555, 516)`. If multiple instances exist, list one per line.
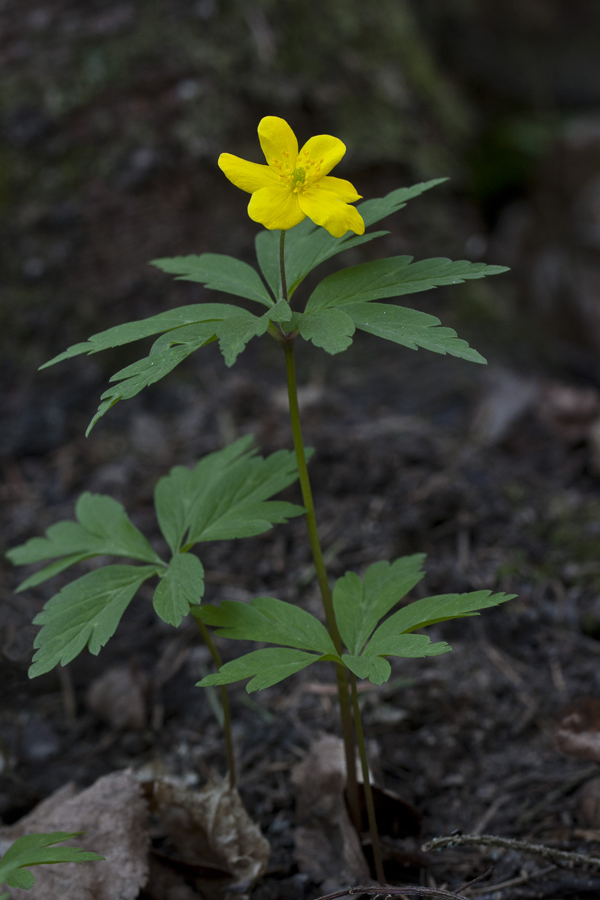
(346, 302), (486, 363)
(7, 492), (163, 591)
(195, 596), (337, 655)
(197, 647), (321, 692)
(333, 555), (426, 655)
(151, 254), (273, 308)
(367, 589), (515, 657)
(305, 256), (509, 314)
(155, 435), (305, 553)
(29, 564), (161, 677)
(0, 832), (104, 891)
(153, 552), (205, 627)
(256, 179), (447, 300)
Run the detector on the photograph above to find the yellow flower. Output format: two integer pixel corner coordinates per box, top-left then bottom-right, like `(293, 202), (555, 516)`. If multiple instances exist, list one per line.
(218, 116), (365, 238)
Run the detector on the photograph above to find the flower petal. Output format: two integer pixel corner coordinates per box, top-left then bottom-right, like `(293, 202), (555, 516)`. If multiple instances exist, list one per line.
(248, 185), (306, 231)
(218, 153), (279, 193)
(319, 175), (362, 203)
(258, 117), (299, 173)
(298, 135), (346, 177)
(299, 187), (365, 238)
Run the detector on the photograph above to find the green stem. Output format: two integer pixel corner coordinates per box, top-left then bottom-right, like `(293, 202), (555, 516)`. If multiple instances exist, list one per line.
(279, 231), (360, 832)
(350, 673), (385, 884)
(195, 617), (236, 789)
(279, 229), (288, 302)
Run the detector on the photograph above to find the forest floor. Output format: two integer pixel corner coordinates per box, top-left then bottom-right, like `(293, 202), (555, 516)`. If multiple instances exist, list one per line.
(4, 307), (600, 898)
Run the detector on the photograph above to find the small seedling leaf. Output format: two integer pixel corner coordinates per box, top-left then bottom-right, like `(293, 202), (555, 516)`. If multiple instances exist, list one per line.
(7, 493), (163, 590)
(296, 308), (356, 354)
(155, 435), (305, 553)
(0, 831), (104, 891)
(194, 596), (337, 655)
(153, 552), (205, 627)
(196, 647), (320, 692)
(29, 564), (161, 677)
(306, 257), (509, 314)
(333, 555), (426, 655)
(367, 589), (515, 656)
(151, 254), (273, 308)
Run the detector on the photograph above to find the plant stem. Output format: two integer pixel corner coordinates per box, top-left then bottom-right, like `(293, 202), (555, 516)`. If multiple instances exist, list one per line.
(278, 231), (361, 833)
(279, 229), (288, 302)
(350, 673), (385, 884)
(195, 617), (236, 788)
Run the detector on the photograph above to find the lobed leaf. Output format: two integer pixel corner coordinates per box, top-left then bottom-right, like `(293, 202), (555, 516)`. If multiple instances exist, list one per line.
(29, 564), (161, 677)
(367, 589), (515, 657)
(153, 552), (205, 627)
(194, 596), (337, 655)
(358, 178), (449, 228)
(7, 492), (163, 591)
(346, 302), (486, 363)
(151, 253), (273, 308)
(296, 308), (355, 354)
(333, 555), (426, 655)
(196, 647), (320, 692)
(305, 256), (509, 314)
(0, 832), (103, 891)
(155, 435), (305, 554)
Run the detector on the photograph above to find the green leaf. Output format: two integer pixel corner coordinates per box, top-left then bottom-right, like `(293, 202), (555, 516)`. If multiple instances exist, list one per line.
(257, 180), (447, 300)
(153, 553), (205, 627)
(194, 596), (337, 655)
(40, 303), (241, 369)
(0, 832), (104, 890)
(333, 555), (426, 655)
(151, 254), (273, 308)
(29, 564), (161, 677)
(7, 493), (163, 590)
(305, 257), (509, 314)
(196, 647), (320, 692)
(155, 435), (305, 553)
(346, 303), (486, 363)
(296, 308), (355, 354)
(358, 178), (449, 228)
(367, 590), (515, 656)
(342, 654), (391, 685)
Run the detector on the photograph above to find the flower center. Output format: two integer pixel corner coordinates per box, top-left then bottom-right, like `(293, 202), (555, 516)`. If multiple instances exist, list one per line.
(270, 152), (326, 192)
(290, 167), (306, 189)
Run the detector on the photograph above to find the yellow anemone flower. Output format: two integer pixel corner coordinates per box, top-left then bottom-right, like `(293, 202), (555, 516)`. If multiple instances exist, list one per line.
(218, 116), (365, 239)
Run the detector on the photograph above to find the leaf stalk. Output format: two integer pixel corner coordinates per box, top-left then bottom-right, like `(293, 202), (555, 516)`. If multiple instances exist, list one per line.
(350, 672), (385, 883)
(195, 617), (236, 788)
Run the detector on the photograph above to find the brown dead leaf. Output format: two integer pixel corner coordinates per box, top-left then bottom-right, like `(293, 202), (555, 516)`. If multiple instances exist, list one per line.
(556, 698), (600, 762)
(0, 769), (149, 899)
(291, 734), (370, 890)
(143, 775), (270, 899)
(86, 663), (150, 731)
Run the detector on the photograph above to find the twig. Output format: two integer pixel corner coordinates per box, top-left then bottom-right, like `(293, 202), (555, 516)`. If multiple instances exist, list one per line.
(458, 866), (494, 891)
(423, 833), (600, 869)
(314, 885), (468, 900)
(465, 864), (556, 896)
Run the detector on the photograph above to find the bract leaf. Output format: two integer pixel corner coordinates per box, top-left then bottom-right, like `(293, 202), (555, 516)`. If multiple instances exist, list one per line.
(296, 308), (355, 354)
(151, 254), (273, 308)
(0, 832), (104, 890)
(155, 435), (305, 554)
(342, 654), (391, 685)
(333, 555), (426, 655)
(153, 552), (205, 627)
(367, 589), (515, 656)
(40, 303), (241, 369)
(305, 257), (509, 314)
(194, 596), (337, 655)
(7, 493), (163, 590)
(196, 647), (319, 692)
(362, 632), (451, 659)
(346, 302), (486, 363)
(29, 564), (161, 677)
